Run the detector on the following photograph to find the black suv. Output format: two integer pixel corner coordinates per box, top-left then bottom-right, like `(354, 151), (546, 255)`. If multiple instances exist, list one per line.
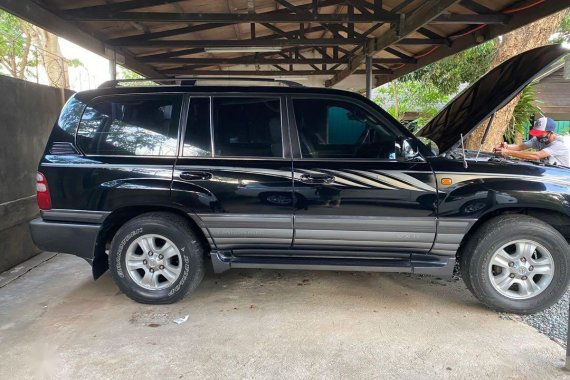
(31, 45), (570, 313)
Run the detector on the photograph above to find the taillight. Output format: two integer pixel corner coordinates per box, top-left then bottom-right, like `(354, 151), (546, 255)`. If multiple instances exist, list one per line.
(36, 172), (52, 210)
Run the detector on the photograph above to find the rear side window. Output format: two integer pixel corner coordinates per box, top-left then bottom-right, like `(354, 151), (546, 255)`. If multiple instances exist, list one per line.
(212, 97), (282, 158)
(77, 95), (182, 156)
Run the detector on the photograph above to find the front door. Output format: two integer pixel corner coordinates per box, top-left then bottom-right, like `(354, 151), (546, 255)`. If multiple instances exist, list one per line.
(288, 96), (437, 254)
(172, 95), (294, 251)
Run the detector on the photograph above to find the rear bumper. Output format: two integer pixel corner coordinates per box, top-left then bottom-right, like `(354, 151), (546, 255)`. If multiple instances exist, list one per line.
(29, 218), (100, 263)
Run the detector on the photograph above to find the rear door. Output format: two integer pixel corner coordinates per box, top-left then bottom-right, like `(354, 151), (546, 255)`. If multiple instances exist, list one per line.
(288, 95), (437, 255)
(48, 93), (182, 212)
(172, 94), (294, 251)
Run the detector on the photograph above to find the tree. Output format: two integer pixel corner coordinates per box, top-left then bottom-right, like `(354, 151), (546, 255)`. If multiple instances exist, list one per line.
(118, 66), (144, 80)
(0, 11), (35, 79)
(465, 9), (568, 151)
(31, 28), (69, 88)
(504, 84), (542, 144)
(405, 40), (497, 96)
(374, 79), (449, 132)
(551, 12), (570, 43)
(374, 41), (497, 133)
(0, 9), (71, 88)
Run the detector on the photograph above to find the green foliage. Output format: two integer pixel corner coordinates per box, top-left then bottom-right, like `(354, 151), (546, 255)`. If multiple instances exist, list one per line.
(551, 12), (570, 43)
(0, 10), (23, 51)
(373, 40), (498, 134)
(373, 79), (450, 132)
(67, 58), (83, 68)
(504, 83), (542, 143)
(0, 10), (83, 83)
(403, 40), (497, 96)
(0, 10), (33, 77)
(118, 66), (144, 80)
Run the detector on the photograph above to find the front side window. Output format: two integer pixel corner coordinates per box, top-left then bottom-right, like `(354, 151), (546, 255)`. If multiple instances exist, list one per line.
(212, 97), (283, 158)
(293, 98), (397, 159)
(77, 95), (181, 156)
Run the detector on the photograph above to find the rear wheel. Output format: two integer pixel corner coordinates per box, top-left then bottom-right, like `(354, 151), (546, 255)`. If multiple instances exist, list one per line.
(460, 214), (570, 314)
(109, 212), (205, 304)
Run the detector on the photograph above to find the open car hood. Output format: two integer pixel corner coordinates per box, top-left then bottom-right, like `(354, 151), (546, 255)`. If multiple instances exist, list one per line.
(417, 44), (568, 153)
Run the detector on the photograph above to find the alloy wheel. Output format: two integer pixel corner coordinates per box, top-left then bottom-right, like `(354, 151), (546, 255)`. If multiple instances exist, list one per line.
(488, 239), (554, 300)
(125, 234), (183, 290)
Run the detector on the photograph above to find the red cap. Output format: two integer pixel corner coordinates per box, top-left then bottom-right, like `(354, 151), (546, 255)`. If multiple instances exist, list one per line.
(529, 117), (555, 137)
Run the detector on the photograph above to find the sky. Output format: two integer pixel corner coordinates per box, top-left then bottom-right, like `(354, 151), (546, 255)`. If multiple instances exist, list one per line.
(59, 38), (117, 91)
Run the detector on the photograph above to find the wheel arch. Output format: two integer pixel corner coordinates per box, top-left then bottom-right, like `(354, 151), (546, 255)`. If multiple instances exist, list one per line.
(456, 206), (570, 263)
(92, 205), (212, 280)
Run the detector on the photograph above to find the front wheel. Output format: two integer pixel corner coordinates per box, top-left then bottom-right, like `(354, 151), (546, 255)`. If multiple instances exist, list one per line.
(461, 214), (570, 314)
(109, 212), (205, 304)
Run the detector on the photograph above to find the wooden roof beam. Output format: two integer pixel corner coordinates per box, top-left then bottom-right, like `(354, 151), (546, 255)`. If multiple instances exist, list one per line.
(117, 38), (366, 48)
(431, 13), (510, 24)
(62, 11), (400, 23)
(158, 69), (393, 76)
(140, 57), (412, 65)
(325, 0), (461, 87)
(105, 0), (348, 44)
(61, 0), (187, 13)
(375, 0), (570, 85)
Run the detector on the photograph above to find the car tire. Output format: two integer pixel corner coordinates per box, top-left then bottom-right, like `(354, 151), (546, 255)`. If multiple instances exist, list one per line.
(460, 214), (570, 314)
(109, 212), (205, 304)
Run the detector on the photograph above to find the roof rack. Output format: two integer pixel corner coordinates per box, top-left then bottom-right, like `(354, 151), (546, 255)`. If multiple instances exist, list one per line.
(98, 77), (304, 89)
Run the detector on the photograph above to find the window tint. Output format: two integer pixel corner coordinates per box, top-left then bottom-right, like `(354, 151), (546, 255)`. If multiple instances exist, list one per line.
(58, 96), (86, 134)
(212, 97), (282, 158)
(183, 97), (212, 157)
(77, 95), (181, 156)
(293, 98), (397, 159)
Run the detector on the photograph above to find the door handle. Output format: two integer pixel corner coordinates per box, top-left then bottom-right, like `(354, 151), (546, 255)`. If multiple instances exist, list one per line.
(179, 171), (212, 181)
(299, 173), (335, 184)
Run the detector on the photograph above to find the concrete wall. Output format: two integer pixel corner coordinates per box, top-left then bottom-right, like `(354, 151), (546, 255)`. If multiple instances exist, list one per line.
(0, 75), (73, 273)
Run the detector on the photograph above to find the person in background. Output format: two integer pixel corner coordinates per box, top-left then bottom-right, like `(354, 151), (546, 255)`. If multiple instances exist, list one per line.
(494, 116), (570, 167)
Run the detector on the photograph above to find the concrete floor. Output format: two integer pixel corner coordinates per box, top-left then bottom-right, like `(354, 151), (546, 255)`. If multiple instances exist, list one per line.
(0, 254), (569, 380)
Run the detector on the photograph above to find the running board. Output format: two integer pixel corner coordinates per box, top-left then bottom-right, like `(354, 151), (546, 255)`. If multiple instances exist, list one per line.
(210, 251), (455, 278)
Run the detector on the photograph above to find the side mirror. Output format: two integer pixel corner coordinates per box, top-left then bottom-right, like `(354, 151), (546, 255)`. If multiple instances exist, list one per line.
(417, 137), (439, 156)
(396, 137), (425, 162)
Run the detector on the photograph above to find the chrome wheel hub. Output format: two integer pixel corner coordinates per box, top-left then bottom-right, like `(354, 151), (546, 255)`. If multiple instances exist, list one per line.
(125, 234), (183, 290)
(488, 240), (554, 300)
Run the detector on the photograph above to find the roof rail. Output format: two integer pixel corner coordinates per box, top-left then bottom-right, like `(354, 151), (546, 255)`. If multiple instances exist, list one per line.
(98, 77), (304, 89)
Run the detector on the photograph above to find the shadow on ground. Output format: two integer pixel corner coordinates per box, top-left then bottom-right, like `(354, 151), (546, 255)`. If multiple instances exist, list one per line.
(0, 254), (567, 379)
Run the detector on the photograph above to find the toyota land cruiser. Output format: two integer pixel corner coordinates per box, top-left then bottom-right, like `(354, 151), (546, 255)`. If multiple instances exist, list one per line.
(30, 45), (570, 313)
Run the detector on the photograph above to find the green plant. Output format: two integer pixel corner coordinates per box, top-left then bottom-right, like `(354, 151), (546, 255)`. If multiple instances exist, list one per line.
(373, 79), (450, 133)
(504, 83), (542, 144)
(0, 10), (36, 78)
(404, 40), (498, 96)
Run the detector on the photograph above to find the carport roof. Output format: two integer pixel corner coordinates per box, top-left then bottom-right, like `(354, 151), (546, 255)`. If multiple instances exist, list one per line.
(2, 0), (569, 90)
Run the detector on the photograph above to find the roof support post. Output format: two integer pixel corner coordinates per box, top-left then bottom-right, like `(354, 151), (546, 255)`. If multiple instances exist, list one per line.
(109, 50), (117, 80)
(365, 53), (372, 99)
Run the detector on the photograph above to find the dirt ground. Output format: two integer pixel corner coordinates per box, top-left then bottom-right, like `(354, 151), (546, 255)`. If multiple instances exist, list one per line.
(0, 254), (568, 379)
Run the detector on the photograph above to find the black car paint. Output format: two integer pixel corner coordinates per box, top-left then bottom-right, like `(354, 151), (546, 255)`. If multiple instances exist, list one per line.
(30, 83), (570, 280)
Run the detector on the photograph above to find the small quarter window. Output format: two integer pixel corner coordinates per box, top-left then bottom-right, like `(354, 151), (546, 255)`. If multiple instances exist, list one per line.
(58, 96), (85, 135)
(212, 97), (282, 158)
(77, 95), (181, 156)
